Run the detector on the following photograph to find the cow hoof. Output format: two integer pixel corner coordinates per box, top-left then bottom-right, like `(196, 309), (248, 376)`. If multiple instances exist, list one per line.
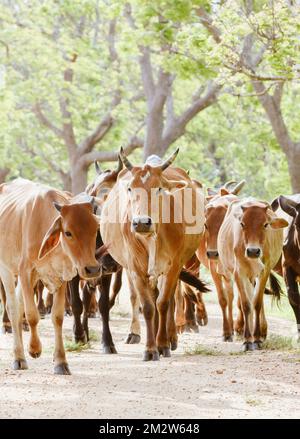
(125, 333), (141, 344)
(88, 312), (97, 318)
(159, 347), (171, 358)
(170, 340), (178, 351)
(54, 363), (71, 375)
(2, 325), (12, 334)
(197, 316), (208, 326)
(243, 341), (255, 352)
(184, 323), (199, 333)
(74, 333), (87, 344)
(13, 359), (28, 370)
(253, 341), (263, 350)
(22, 322), (29, 332)
(103, 345), (118, 354)
(29, 350), (42, 359)
(46, 306), (52, 314)
(64, 309), (72, 317)
(143, 350), (159, 361)
(223, 335), (233, 342)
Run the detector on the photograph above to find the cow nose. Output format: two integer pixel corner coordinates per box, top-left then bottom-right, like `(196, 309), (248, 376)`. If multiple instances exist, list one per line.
(206, 250), (219, 259)
(132, 216), (153, 233)
(246, 247), (261, 258)
(85, 265), (100, 276)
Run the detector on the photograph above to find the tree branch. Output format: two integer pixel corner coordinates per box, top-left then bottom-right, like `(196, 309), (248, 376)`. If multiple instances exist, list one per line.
(32, 103), (64, 138)
(139, 47), (155, 104)
(195, 7), (221, 43)
(161, 82), (221, 150)
(80, 136), (143, 167)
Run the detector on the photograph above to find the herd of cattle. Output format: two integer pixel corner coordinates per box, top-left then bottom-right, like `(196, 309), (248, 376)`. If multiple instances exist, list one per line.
(0, 148), (299, 375)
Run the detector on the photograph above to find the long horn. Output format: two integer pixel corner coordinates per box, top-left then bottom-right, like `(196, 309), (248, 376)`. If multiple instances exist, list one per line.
(115, 154), (123, 174)
(223, 180), (237, 190)
(161, 148), (179, 171)
(94, 161), (101, 175)
(119, 147), (133, 171)
(231, 180), (246, 195)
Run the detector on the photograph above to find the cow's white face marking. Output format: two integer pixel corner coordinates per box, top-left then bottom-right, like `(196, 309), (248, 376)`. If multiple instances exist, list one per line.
(141, 171), (150, 184)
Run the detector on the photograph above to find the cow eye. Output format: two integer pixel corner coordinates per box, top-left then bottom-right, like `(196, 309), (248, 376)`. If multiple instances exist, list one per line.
(264, 223), (268, 228)
(128, 187), (132, 193)
(204, 223), (207, 229)
(65, 231), (72, 238)
(157, 187), (163, 194)
(240, 222), (245, 229)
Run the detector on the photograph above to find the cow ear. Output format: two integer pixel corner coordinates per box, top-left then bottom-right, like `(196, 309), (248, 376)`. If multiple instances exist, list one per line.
(220, 188), (229, 196)
(270, 217), (289, 229)
(38, 216), (62, 260)
(164, 179), (188, 194)
(278, 195), (298, 217)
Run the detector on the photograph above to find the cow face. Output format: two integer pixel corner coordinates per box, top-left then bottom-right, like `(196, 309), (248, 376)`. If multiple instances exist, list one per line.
(86, 158), (122, 206)
(235, 202), (288, 259)
(120, 148), (186, 235)
(277, 195), (300, 247)
(38, 202), (100, 280)
(205, 204), (227, 259)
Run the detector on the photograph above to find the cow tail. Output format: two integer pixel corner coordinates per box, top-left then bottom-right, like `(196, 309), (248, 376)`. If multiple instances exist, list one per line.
(179, 269), (210, 293)
(264, 272), (283, 305)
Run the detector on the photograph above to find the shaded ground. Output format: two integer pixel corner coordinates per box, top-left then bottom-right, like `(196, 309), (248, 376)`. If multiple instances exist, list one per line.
(0, 298), (299, 419)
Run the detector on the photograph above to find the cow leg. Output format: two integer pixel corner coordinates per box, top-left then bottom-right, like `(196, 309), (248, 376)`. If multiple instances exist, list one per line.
(1, 269), (27, 369)
(68, 275), (86, 343)
(284, 266), (300, 341)
(130, 274), (157, 360)
(64, 287), (72, 316)
(195, 293), (208, 327)
(82, 283), (93, 342)
(19, 271), (42, 359)
(36, 281), (46, 319)
(88, 291), (97, 318)
(98, 275), (117, 354)
(211, 266), (232, 341)
(234, 296), (244, 336)
(52, 283), (70, 375)
(183, 290), (198, 333)
(45, 292), (53, 314)
(175, 282), (185, 334)
(167, 294), (178, 351)
(0, 280), (12, 334)
(156, 271), (180, 358)
(260, 302), (268, 340)
(125, 272), (141, 344)
(109, 268), (123, 309)
(234, 271), (254, 351)
(253, 270), (269, 349)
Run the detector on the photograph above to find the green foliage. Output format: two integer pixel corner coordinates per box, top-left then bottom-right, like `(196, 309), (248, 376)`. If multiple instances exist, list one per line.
(0, 0), (298, 197)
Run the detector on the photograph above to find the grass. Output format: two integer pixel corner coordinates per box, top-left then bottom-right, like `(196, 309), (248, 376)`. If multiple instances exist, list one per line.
(246, 397), (262, 407)
(262, 334), (297, 351)
(88, 329), (100, 342)
(64, 336), (91, 352)
(185, 343), (222, 356)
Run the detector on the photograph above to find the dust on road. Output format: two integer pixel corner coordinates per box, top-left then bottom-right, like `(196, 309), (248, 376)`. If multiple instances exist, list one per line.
(0, 301), (299, 419)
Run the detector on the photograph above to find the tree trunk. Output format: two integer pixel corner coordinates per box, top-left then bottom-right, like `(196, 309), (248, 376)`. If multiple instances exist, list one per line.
(71, 162), (88, 194)
(143, 113), (164, 160)
(0, 168), (9, 184)
(286, 147), (300, 193)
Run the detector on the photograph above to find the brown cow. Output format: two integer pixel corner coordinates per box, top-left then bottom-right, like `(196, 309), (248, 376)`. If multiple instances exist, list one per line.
(0, 178), (100, 374)
(100, 148), (206, 360)
(195, 181), (245, 340)
(218, 198), (288, 350)
(271, 194), (300, 341)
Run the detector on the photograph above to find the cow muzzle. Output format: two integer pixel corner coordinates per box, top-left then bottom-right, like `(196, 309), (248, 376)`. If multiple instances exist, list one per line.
(246, 247), (261, 259)
(206, 250), (219, 260)
(83, 264), (101, 279)
(131, 216), (154, 234)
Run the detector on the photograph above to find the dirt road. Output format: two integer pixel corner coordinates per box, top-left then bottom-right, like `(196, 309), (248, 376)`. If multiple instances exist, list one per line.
(0, 300), (299, 419)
